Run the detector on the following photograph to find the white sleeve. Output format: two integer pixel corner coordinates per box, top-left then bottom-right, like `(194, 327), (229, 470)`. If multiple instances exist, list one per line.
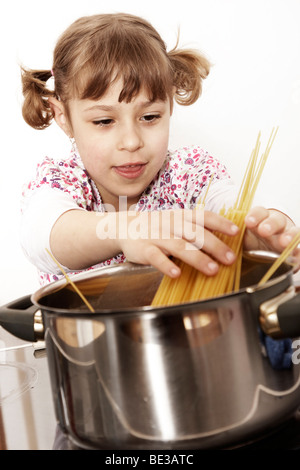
(252, 191), (295, 223)
(204, 179), (295, 223)
(204, 179), (238, 213)
(20, 187), (85, 274)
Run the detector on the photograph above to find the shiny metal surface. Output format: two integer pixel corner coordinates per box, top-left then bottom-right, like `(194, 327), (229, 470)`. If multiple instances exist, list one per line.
(0, 327), (56, 449)
(45, 308), (300, 449)
(33, 310), (44, 340)
(35, 254), (300, 449)
(259, 286), (296, 337)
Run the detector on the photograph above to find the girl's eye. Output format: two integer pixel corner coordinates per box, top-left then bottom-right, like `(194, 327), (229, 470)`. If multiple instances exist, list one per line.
(141, 114), (161, 123)
(93, 119), (114, 127)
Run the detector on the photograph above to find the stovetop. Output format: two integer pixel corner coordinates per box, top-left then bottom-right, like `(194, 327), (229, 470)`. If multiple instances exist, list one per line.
(52, 409), (300, 451)
(230, 411), (300, 449)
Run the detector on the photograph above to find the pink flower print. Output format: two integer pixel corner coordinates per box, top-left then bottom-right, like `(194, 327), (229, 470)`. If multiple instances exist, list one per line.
(175, 199), (184, 208)
(51, 181), (61, 189)
(185, 158), (194, 165)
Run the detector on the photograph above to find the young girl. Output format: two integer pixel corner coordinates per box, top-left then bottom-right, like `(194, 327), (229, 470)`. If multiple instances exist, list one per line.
(20, 12), (299, 287)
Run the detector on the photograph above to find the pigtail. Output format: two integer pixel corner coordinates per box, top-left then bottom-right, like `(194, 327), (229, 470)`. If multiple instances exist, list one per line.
(168, 45), (210, 106)
(21, 68), (56, 129)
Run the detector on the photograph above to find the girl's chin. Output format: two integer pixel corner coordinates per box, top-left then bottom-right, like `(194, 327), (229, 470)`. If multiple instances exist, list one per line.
(118, 194), (141, 209)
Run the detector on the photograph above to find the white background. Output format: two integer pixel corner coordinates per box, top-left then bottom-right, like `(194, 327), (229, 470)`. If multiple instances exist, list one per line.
(0, 0), (300, 304)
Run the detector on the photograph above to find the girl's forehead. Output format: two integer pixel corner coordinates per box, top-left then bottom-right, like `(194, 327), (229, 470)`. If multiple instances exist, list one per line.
(70, 70), (170, 105)
(89, 78), (153, 102)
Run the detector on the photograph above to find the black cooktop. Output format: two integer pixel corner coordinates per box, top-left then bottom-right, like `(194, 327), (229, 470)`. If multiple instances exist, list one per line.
(231, 412), (300, 450)
(53, 410), (300, 450)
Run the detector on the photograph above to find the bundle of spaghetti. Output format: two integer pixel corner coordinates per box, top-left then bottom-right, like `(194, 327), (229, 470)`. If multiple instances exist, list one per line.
(151, 128), (278, 306)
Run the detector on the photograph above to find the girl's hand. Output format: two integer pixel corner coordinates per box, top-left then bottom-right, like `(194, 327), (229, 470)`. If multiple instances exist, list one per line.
(118, 209), (239, 278)
(244, 207), (300, 266)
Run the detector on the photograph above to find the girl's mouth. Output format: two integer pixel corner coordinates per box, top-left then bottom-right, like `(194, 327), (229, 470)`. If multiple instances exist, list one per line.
(113, 163), (146, 180)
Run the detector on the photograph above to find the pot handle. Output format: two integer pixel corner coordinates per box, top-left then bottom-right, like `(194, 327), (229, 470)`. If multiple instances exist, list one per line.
(0, 295), (43, 342)
(260, 287), (300, 338)
(277, 291), (300, 338)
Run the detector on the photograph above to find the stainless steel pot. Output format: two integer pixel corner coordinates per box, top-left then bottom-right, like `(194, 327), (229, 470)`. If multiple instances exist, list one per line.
(1, 251), (300, 449)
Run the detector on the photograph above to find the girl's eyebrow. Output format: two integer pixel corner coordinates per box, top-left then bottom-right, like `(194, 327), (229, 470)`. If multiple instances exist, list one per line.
(84, 104), (115, 113)
(83, 100), (161, 113)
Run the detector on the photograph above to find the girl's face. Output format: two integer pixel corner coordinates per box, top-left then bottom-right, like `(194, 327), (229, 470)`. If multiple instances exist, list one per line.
(66, 80), (172, 210)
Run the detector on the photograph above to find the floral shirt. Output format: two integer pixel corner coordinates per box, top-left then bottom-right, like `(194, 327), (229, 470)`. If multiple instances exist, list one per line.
(21, 145), (233, 285)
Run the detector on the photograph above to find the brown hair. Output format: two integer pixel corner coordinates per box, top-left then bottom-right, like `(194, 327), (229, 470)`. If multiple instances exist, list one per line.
(21, 13), (210, 129)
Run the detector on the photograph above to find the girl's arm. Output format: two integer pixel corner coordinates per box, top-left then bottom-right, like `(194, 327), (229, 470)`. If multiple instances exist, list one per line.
(50, 206), (300, 278)
(50, 208), (240, 278)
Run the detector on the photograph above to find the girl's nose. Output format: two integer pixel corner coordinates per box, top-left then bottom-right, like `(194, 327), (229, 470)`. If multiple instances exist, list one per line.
(117, 123), (143, 152)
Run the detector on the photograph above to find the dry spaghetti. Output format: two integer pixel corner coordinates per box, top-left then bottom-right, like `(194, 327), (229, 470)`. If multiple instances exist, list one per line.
(258, 231), (300, 286)
(152, 128), (279, 306)
(45, 248), (95, 312)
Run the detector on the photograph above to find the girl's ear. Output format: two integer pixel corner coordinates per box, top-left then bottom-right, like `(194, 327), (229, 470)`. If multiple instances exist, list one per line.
(48, 97), (73, 137)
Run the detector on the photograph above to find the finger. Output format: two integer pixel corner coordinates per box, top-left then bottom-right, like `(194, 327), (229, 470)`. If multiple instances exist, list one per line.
(200, 229), (237, 265)
(165, 238), (220, 276)
(177, 246), (220, 276)
(249, 217), (288, 243)
(245, 207), (287, 235)
(244, 206), (269, 227)
(142, 238), (218, 278)
(142, 244), (182, 278)
(192, 210), (240, 236)
(178, 216), (238, 265)
(279, 227), (300, 249)
(160, 235), (236, 277)
(293, 247), (300, 271)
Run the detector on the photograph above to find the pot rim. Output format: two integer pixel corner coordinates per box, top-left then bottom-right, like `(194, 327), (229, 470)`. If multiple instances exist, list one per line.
(30, 250), (296, 317)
